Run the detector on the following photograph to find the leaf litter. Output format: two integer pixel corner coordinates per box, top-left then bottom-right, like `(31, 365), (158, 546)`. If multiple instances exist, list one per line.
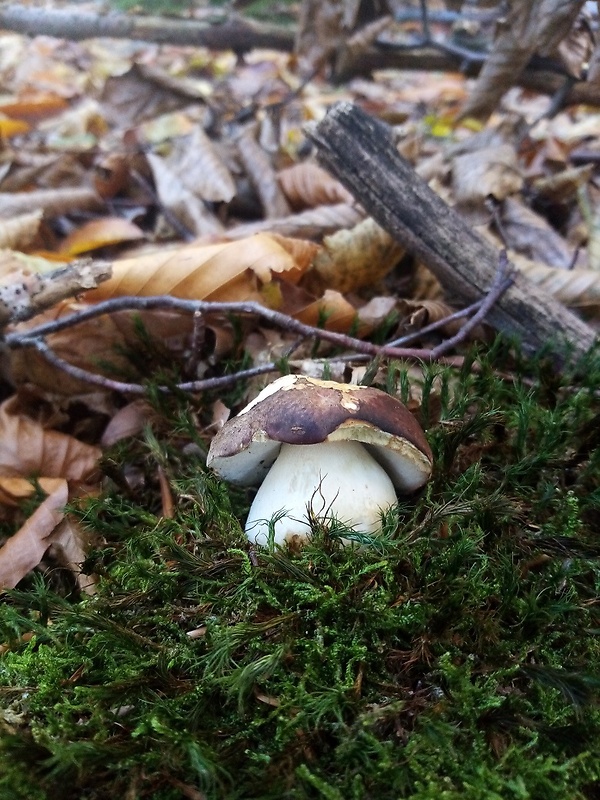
(0, 4), (599, 796)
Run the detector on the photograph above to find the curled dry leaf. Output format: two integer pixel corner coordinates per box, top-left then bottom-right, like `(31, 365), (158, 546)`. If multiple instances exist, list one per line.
(452, 144), (523, 205)
(0, 398), (100, 480)
(514, 252), (600, 307)
(146, 152), (224, 238)
(277, 162), (354, 210)
(0, 187), (101, 218)
(86, 233), (318, 303)
(0, 478), (68, 590)
(236, 125), (291, 219)
(224, 203), (364, 241)
(307, 216), (404, 294)
(0, 210), (43, 250)
(58, 217), (145, 257)
(173, 125), (236, 204)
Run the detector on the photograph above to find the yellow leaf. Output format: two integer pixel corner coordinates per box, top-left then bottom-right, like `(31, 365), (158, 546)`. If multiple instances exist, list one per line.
(0, 117), (30, 137)
(59, 217), (145, 257)
(86, 234), (318, 303)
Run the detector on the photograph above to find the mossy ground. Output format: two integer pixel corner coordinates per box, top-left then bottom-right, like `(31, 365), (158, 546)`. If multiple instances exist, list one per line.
(2, 337), (600, 799)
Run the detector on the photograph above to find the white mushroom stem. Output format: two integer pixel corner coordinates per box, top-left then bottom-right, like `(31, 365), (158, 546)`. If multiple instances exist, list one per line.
(245, 441), (398, 546)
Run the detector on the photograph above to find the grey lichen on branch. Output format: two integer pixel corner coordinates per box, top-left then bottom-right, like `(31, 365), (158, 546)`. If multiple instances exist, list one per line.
(0, 260), (112, 328)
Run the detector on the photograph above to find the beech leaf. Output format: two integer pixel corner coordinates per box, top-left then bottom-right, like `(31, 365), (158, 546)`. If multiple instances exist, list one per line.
(0, 479), (68, 590)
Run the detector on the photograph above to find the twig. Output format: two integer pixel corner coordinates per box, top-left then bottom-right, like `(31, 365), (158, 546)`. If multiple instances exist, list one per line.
(4, 257), (514, 394)
(431, 250), (515, 358)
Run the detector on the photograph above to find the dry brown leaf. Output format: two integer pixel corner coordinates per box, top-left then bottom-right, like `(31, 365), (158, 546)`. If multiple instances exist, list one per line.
(556, 10), (594, 79)
(307, 217), (404, 294)
(500, 197), (574, 269)
(0, 93), (69, 122)
(224, 203), (364, 241)
(0, 398), (100, 480)
(172, 125), (236, 204)
(100, 63), (196, 128)
(0, 479), (68, 590)
(356, 296), (397, 331)
(0, 187), (101, 219)
(532, 165), (594, 204)
(0, 476), (64, 507)
(0, 210), (43, 250)
(514, 253), (600, 307)
(86, 234), (318, 303)
(47, 516), (96, 595)
(295, 288), (358, 332)
(146, 152), (224, 238)
(8, 305), (214, 393)
(236, 125), (291, 219)
(452, 144), (523, 204)
(58, 217), (145, 257)
(101, 400), (152, 447)
(277, 162), (354, 210)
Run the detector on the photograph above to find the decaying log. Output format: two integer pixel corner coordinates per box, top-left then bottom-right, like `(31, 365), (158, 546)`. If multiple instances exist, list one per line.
(309, 102), (596, 364)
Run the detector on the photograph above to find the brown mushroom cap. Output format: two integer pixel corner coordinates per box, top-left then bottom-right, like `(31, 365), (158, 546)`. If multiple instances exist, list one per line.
(207, 375), (433, 492)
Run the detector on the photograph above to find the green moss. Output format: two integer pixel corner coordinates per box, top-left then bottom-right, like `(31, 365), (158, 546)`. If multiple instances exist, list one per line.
(1, 338), (600, 799)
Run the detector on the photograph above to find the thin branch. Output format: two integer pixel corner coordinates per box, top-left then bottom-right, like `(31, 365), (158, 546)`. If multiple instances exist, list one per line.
(4, 256), (515, 394)
(5, 296), (429, 360)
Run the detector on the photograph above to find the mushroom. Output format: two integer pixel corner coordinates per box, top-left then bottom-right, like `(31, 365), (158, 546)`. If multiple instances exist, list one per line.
(206, 375), (433, 546)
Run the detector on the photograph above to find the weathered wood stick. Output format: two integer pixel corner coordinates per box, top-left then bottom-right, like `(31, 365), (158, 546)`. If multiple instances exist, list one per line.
(309, 102), (596, 363)
(0, 260), (112, 328)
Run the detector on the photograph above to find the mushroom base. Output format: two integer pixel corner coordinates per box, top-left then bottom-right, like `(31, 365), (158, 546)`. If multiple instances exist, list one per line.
(244, 441), (398, 547)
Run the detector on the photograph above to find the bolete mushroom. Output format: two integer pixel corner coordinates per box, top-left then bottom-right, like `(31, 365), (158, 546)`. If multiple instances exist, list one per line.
(206, 375), (433, 546)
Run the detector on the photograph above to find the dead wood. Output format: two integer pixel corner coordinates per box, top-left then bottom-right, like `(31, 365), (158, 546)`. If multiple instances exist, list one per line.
(0, 5), (294, 52)
(0, 5), (597, 110)
(459, 0), (586, 120)
(0, 260), (112, 328)
(309, 102), (597, 365)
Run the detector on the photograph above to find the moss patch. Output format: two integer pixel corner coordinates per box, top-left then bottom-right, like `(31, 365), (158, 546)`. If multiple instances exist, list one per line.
(2, 338), (600, 799)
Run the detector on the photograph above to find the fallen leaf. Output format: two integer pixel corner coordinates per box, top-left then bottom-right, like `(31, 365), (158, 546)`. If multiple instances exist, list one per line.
(146, 152), (224, 238)
(277, 161), (354, 210)
(0, 398), (100, 480)
(453, 144), (523, 204)
(0, 210), (43, 250)
(0, 479), (68, 590)
(59, 217), (145, 256)
(307, 217), (404, 294)
(86, 233), (318, 303)
(295, 288), (358, 332)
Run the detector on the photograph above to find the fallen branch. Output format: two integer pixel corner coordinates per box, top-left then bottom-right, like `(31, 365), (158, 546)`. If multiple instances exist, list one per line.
(0, 4), (596, 109)
(309, 102), (596, 366)
(4, 258), (512, 394)
(0, 260), (112, 327)
(0, 5), (294, 52)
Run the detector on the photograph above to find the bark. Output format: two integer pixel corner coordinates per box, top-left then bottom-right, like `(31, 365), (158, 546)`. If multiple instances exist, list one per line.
(0, 5), (294, 52)
(0, 260), (112, 327)
(309, 103), (596, 364)
(0, 5), (597, 110)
